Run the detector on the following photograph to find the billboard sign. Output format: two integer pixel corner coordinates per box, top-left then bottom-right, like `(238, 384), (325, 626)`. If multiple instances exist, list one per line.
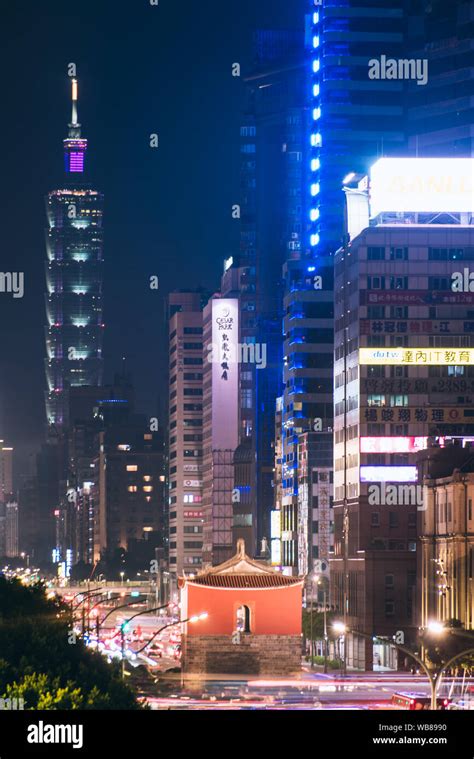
(360, 466), (418, 483)
(360, 437), (428, 454)
(359, 348), (474, 366)
(370, 157), (474, 216)
(211, 299), (239, 449)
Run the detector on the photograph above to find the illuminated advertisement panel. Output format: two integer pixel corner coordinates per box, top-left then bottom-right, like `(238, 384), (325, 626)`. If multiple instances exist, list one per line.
(211, 299), (239, 450)
(359, 348), (474, 366)
(271, 539), (281, 566)
(363, 407), (468, 424)
(270, 510), (281, 539)
(370, 157), (474, 217)
(360, 437), (428, 454)
(360, 466), (417, 483)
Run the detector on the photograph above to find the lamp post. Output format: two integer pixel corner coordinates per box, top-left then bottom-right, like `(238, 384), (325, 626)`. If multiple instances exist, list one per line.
(309, 573), (321, 669)
(119, 611), (208, 679)
(134, 613), (208, 655)
(69, 588), (104, 637)
(95, 596), (153, 641)
(95, 601), (172, 678)
(333, 621), (347, 676)
(333, 621), (474, 709)
(322, 584), (328, 674)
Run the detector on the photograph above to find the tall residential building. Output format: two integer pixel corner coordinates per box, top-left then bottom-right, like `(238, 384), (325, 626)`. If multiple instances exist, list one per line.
(65, 379), (134, 565)
(168, 292), (205, 575)
(92, 422), (166, 566)
(332, 157), (474, 670)
(44, 78), (104, 428)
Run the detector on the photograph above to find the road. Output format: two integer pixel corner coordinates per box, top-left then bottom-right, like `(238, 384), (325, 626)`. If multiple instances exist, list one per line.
(145, 672), (471, 710)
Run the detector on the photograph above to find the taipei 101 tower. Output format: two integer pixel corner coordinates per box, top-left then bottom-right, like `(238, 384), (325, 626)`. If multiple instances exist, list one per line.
(44, 78), (104, 428)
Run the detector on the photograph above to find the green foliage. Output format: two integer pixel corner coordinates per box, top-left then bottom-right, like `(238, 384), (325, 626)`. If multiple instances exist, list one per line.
(309, 655), (341, 670)
(0, 577), (140, 710)
(302, 608), (337, 641)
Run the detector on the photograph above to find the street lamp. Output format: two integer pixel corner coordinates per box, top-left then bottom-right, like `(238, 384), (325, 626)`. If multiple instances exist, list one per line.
(427, 620), (445, 635)
(309, 574), (319, 669)
(339, 622), (474, 710)
(133, 612), (208, 656)
(332, 622), (347, 676)
(120, 571), (125, 587)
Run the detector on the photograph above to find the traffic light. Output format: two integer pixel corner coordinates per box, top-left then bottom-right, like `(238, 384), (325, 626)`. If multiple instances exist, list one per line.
(120, 620), (131, 634)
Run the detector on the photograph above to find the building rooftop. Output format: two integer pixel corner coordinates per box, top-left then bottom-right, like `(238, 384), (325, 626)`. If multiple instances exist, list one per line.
(179, 539), (303, 589)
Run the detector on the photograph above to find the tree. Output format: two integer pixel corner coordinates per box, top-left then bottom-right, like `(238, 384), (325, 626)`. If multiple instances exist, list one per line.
(302, 608), (337, 641)
(0, 577), (140, 710)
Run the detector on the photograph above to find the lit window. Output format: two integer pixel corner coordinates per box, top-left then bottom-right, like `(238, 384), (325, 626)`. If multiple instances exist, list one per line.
(143, 475), (152, 482)
(128, 486), (138, 493)
(143, 486), (153, 493)
(126, 465), (138, 472)
(144, 434), (152, 440)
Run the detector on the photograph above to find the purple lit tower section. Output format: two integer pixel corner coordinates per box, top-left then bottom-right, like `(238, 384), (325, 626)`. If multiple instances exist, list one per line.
(44, 79), (104, 428)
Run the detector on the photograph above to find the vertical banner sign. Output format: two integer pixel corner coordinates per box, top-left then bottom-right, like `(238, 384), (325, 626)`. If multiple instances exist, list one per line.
(212, 299), (239, 449)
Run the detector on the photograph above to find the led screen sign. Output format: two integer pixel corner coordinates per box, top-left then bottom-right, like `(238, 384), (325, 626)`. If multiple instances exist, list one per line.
(370, 157), (474, 216)
(360, 437), (428, 454)
(360, 466), (418, 483)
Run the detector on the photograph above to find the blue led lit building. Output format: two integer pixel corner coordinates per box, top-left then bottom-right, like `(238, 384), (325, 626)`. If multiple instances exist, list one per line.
(278, 1), (408, 575)
(44, 79), (104, 428)
(234, 29), (307, 556)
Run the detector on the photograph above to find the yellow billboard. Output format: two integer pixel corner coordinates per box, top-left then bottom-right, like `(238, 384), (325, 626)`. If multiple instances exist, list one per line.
(359, 348), (474, 366)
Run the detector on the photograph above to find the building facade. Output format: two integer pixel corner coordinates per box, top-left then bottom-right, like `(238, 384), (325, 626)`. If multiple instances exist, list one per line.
(332, 159), (474, 668)
(93, 423), (165, 565)
(418, 445), (474, 631)
(168, 291), (205, 575)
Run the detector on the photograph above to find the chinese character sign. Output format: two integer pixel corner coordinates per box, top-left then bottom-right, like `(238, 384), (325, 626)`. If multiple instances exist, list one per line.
(359, 348), (474, 366)
(211, 299), (239, 450)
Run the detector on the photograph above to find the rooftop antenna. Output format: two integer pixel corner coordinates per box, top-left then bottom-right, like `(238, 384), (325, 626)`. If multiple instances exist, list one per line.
(68, 78), (81, 137)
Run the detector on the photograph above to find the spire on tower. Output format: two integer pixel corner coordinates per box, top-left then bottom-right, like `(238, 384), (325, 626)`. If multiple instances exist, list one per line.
(63, 76), (87, 174)
(68, 78), (81, 138)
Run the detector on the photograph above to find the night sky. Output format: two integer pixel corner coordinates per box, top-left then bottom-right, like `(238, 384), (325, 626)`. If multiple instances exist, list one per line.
(0, 0), (305, 481)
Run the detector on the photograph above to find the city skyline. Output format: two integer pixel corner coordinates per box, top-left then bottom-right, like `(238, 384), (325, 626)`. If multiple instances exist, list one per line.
(0, 0), (303, 482)
(1, 0), (474, 731)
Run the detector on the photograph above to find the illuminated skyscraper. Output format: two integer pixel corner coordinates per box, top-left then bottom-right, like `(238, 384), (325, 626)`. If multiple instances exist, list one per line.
(44, 78), (104, 428)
